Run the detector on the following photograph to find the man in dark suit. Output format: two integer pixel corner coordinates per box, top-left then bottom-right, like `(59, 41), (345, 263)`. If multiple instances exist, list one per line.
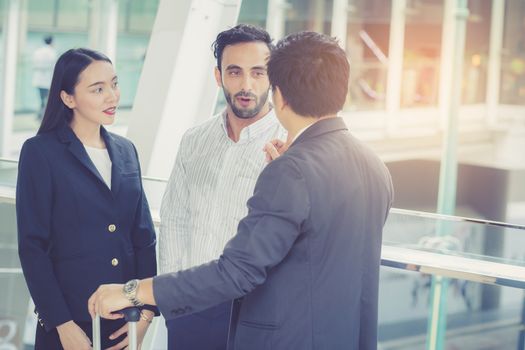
(90, 31), (393, 350)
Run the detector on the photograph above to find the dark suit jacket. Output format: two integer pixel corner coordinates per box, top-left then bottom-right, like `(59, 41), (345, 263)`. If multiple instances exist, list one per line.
(154, 117), (393, 349)
(16, 124), (157, 331)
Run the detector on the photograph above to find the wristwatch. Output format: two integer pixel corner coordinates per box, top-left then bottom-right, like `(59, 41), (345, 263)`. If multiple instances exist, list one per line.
(123, 279), (144, 307)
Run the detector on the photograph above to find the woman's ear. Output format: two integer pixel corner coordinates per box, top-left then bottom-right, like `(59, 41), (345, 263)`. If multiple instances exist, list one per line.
(60, 90), (75, 109)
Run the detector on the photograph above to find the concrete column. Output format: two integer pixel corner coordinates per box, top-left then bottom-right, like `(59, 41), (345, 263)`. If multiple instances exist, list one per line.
(312, 0), (325, 33)
(331, 0), (348, 50)
(88, 0), (102, 50)
(88, 0), (118, 63)
(266, 0), (288, 40)
(428, 2), (469, 350)
(486, 0), (505, 126)
(0, 0), (20, 158)
(385, 0), (406, 133)
(101, 0), (118, 63)
(17, 0), (28, 57)
(438, 0), (455, 130)
(125, 0), (242, 178)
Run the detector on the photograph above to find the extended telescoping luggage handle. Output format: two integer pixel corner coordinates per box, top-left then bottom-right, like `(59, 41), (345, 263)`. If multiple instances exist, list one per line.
(93, 307), (141, 350)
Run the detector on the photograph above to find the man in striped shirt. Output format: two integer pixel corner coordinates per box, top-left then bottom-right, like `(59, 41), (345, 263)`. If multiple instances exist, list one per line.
(158, 24), (286, 349)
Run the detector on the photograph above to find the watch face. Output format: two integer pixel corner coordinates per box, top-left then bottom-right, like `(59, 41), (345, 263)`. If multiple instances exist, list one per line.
(124, 279), (138, 293)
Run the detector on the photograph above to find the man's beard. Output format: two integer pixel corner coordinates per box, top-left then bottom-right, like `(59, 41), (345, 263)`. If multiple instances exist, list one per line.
(224, 88), (269, 119)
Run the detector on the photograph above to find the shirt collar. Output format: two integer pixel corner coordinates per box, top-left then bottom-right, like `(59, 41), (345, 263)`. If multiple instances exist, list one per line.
(220, 108), (279, 143)
(291, 124), (313, 144)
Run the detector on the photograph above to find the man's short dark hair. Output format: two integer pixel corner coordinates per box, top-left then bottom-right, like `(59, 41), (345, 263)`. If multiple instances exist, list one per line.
(212, 24), (273, 72)
(44, 35), (53, 45)
(268, 31), (349, 118)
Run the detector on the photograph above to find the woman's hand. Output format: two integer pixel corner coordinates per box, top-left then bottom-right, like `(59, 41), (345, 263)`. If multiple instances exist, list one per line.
(56, 320), (92, 350)
(105, 311), (153, 350)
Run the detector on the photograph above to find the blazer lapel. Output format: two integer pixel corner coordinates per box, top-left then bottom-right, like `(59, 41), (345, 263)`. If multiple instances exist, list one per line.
(101, 127), (123, 196)
(57, 124), (108, 187)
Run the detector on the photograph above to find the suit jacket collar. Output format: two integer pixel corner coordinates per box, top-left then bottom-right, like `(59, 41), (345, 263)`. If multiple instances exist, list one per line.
(291, 117), (348, 147)
(56, 123), (124, 196)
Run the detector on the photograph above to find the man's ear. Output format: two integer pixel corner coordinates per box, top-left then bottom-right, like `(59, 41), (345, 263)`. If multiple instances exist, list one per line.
(60, 90), (75, 109)
(214, 67), (222, 88)
(273, 86), (288, 111)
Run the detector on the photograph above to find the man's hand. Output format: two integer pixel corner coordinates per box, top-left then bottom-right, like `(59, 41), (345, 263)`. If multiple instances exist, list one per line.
(263, 139), (289, 162)
(88, 284), (132, 320)
(105, 311), (153, 350)
(56, 320), (92, 350)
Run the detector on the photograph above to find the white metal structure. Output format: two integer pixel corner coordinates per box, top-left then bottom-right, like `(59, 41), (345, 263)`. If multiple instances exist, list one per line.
(126, 0), (242, 178)
(89, 0), (119, 63)
(0, 0), (20, 158)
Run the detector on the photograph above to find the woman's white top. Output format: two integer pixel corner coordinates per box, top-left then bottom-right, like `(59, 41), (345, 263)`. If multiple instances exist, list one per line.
(84, 145), (112, 189)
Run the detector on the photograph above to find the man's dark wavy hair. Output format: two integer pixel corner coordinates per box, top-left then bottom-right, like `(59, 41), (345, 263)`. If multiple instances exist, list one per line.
(212, 24), (273, 72)
(268, 31), (349, 118)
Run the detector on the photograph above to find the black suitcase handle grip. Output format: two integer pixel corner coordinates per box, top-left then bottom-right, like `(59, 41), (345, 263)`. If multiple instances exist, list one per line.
(94, 307), (141, 350)
(117, 307), (141, 322)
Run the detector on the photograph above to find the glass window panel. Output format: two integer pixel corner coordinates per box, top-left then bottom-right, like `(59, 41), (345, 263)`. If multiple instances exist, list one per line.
(118, 0), (131, 32)
(57, 0), (88, 30)
(239, 0), (268, 28)
(115, 33), (150, 108)
(345, 0), (391, 111)
(115, 0), (160, 110)
(27, 0), (55, 29)
(462, 0), (491, 105)
(0, 2), (5, 29)
(285, 0), (333, 35)
(500, 0), (525, 105)
(402, 0), (443, 108)
(125, 0), (159, 33)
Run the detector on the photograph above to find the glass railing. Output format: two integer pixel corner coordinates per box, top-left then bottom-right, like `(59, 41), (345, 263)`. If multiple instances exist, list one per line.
(379, 208), (525, 350)
(0, 159), (28, 350)
(377, 269), (524, 350)
(1, 158), (524, 349)
(0, 158), (17, 189)
(383, 208), (525, 286)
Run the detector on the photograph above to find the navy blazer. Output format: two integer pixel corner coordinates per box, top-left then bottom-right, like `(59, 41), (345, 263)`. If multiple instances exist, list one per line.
(153, 118), (393, 350)
(16, 124), (157, 331)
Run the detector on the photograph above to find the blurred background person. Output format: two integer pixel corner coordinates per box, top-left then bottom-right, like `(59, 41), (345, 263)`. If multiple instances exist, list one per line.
(32, 35), (57, 120)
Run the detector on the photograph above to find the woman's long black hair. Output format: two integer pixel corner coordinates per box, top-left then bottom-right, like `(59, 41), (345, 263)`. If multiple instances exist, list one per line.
(37, 48), (112, 134)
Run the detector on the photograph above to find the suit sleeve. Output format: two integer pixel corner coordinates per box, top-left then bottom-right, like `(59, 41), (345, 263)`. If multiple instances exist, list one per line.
(16, 140), (73, 330)
(129, 144), (159, 314)
(153, 157), (310, 319)
(158, 133), (191, 274)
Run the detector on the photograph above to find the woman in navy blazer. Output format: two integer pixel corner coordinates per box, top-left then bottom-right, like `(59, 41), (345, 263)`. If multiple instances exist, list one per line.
(16, 48), (158, 350)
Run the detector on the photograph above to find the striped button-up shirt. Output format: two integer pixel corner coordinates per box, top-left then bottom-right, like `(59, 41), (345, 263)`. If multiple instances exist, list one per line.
(159, 110), (287, 273)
